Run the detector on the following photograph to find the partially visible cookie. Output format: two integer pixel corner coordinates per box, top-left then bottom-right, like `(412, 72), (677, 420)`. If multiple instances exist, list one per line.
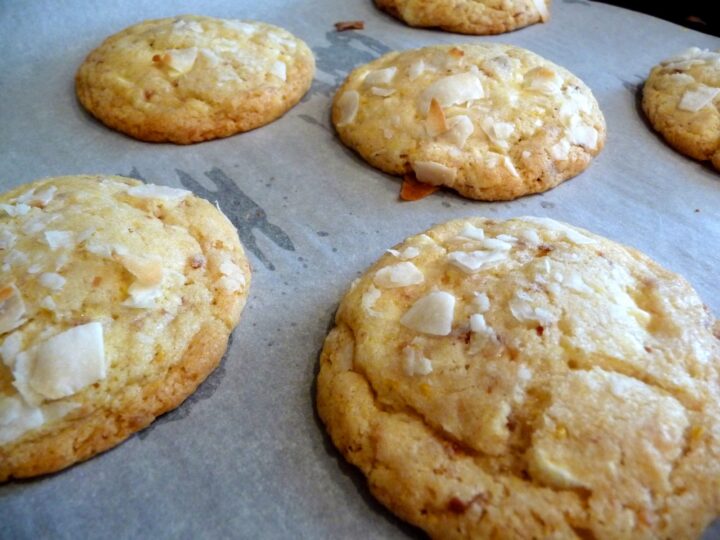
(317, 216), (720, 539)
(332, 44), (605, 201)
(375, 0), (550, 35)
(0, 175), (251, 481)
(642, 48), (720, 171)
(76, 16), (315, 144)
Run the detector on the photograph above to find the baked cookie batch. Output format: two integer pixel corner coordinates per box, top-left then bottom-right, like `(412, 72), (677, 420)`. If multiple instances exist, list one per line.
(2, 5), (720, 540)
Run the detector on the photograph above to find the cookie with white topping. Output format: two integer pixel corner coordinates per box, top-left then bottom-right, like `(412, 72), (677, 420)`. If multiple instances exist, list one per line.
(642, 47), (720, 171)
(76, 15), (315, 144)
(375, 0), (550, 35)
(332, 44), (606, 201)
(317, 216), (720, 539)
(0, 175), (251, 481)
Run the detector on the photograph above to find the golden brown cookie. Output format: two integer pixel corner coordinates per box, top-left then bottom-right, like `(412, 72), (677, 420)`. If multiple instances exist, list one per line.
(642, 47), (720, 171)
(332, 44), (606, 201)
(317, 216), (720, 539)
(375, 0), (550, 35)
(0, 175), (251, 481)
(76, 16), (315, 144)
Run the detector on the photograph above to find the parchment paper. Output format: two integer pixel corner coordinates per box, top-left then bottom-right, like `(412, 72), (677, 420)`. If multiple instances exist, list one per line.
(1, 1), (719, 538)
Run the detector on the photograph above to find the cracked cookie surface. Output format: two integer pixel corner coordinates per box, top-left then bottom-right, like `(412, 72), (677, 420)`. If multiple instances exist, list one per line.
(76, 15), (315, 144)
(642, 47), (720, 171)
(0, 175), (251, 481)
(375, 0), (550, 35)
(332, 44), (605, 201)
(317, 216), (720, 539)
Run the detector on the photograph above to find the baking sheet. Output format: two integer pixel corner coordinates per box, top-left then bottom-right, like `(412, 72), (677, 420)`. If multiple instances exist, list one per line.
(1, 0), (719, 537)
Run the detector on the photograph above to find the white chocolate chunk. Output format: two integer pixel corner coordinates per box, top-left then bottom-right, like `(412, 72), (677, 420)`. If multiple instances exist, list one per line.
(480, 237), (513, 251)
(447, 250), (508, 273)
(0, 228), (16, 250)
(457, 223), (485, 241)
(25, 322), (106, 401)
(469, 313), (490, 333)
(412, 161), (457, 186)
(402, 346), (433, 376)
(270, 60), (287, 81)
(0, 203), (31, 217)
(363, 66), (397, 86)
(0, 284), (26, 335)
(550, 139), (571, 160)
(217, 259), (246, 292)
(362, 285), (382, 317)
(44, 230), (75, 251)
(441, 115), (474, 148)
(401, 291), (456, 336)
(127, 183), (190, 201)
(520, 228), (542, 244)
(419, 72), (484, 113)
(678, 85), (720, 112)
(123, 282), (163, 309)
(39, 272), (65, 291)
(336, 90), (360, 127)
(567, 118), (598, 149)
(374, 262), (424, 288)
(503, 156), (520, 178)
(0, 396), (79, 445)
(509, 295), (556, 325)
(473, 292), (490, 312)
(165, 47), (198, 73)
(15, 186), (57, 207)
(388, 246), (420, 260)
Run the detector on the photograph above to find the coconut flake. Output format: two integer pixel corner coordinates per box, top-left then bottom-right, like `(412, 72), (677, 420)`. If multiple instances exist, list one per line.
(127, 184), (190, 201)
(411, 161), (457, 186)
(270, 60), (287, 81)
(441, 115), (474, 148)
(363, 66), (397, 87)
(24, 322), (106, 401)
(551, 139), (571, 160)
(165, 47), (198, 73)
(362, 285), (382, 317)
(39, 273), (65, 291)
(224, 20), (257, 35)
(119, 254), (163, 286)
(408, 59), (426, 80)
(518, 217), (595, 245)
(524, 66), (563, 94)
(447, 250), (508, 273)
(123, 282), (163, 309)
(374, 262), (424, 288)
(15, 186), (57, 208)
(217, 259), (246, 292)
(336, 90), (360, 127)
(419, 72), (484, 113)
(0, 284), (26, 335)
(678, 85), (720, 112)
(481, 237), (513, 251)
(532, 0), (550, 21)
(0, 228), (16, 250)
(473, 292), (490, 312)
(509, 295), (556, 326)
(371, 86), (396, 97)
(400, 291), (456, 336)
(520, 228), (542, 245)
(402, 346), (433, 376)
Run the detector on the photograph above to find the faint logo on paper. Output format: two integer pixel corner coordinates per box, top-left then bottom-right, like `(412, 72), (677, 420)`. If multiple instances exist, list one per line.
(306, 30), (392, 98)
(124, 167), (295, 271)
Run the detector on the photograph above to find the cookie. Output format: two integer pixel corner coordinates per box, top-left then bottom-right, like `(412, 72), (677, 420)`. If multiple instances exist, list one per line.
(375, 0), (550, 35)
(642, 47), (720, 171)
(76, 16), (315, 144)
(0, 175), (251, 481)
(317, 216), (720, 539)
(332, 44), (605, 201)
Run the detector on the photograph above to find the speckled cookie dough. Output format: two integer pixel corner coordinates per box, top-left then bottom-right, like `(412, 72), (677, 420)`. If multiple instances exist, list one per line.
(642, 47), (720, 171)
(76, 15), (315, 143)
(332, 44), (605, 201)
(317, 216), (720, 539)
(0, 175), (251, 481)
(375, 0), (550, 35)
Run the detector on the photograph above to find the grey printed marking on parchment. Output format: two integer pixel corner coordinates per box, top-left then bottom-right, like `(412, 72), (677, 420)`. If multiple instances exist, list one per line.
(137, 333), (233, 439)
(303, 30), (392, 100)
(562, 0), (591, 5)
(177, 167), (295, 271)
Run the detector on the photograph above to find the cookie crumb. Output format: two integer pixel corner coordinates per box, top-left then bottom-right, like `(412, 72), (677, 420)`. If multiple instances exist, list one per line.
(335, 20), (364, 31)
